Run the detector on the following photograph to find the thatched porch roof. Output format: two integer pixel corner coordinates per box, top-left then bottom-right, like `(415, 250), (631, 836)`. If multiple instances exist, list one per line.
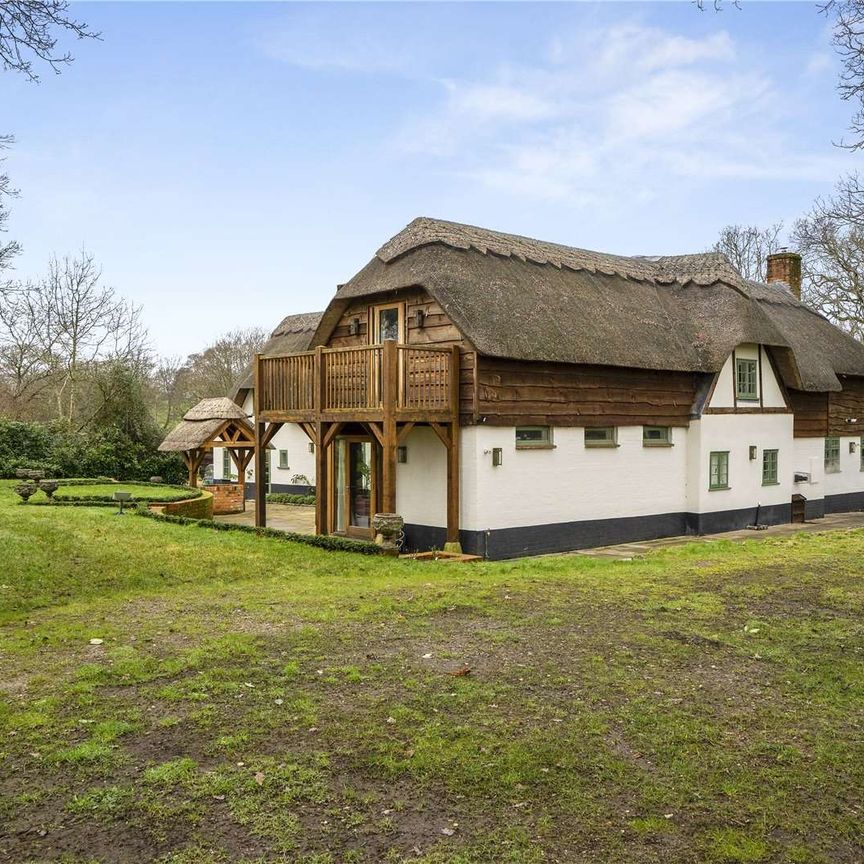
(159, 397), (261, 453)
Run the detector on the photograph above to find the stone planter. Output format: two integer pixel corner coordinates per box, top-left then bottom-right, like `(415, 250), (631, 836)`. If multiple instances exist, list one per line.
(39, 480), (59, 500)
(372, 513), (404, 555)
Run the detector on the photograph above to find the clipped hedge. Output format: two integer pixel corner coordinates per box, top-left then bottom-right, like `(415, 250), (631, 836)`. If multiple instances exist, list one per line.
(53, 482), (203, 504)
(136, 508), (382, 555)
(266, 493), (316, 506)
(26, 499), (134, 509)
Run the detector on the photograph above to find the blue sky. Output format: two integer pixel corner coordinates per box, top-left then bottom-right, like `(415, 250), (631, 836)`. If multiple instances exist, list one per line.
(1, 1), (857, 357)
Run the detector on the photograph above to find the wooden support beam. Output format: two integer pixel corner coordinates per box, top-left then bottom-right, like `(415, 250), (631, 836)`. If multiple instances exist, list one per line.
(381, 340), (398, 514)
(322, 421), (345, 451)
(364, 421), (385, 448)
(254, 353), (267, 528)
(299, 422), (317, 444)
(429, 420), (450, 448)
(397, 421), (415, 444)
(315, 421), (328, 535)
(183, 448), (204, 488)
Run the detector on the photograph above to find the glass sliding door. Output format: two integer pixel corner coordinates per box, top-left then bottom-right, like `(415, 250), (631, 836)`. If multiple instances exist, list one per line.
(331, 437), (377, 537)
(348, 441), (372, 529)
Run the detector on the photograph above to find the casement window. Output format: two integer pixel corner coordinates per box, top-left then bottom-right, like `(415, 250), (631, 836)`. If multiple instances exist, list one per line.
(222, 449), (232, 477)
(643, 426), (672, 447)
(515, 426), (553, 449)
(736, 357), (758, 401)
(825, 437), (841, 474)
(709, 451), (730, 490)
(278, 449), (289, 470)
(584, 427), (617, 448)
(762, 449), (779, 486)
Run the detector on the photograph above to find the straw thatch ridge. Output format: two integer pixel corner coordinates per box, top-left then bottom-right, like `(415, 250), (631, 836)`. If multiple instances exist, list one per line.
(233, 311), (323, 398)
(183, 397), (248, 422)
(310, 216), (864, 393)
(159, 398), (260, 453)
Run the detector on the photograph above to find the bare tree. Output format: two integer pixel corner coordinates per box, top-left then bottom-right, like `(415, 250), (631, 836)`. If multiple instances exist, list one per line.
(0, 0), (97, 82)
(0, 136), (20, 274)
(27, 251), (148, 422)
(179, 328), (267, 403)
(793, 194), (864, 340)
(151, 355), (186, 430)
(713, 223), (785, 281)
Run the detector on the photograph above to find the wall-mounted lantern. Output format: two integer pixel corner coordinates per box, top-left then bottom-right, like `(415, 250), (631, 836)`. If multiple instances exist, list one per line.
(397, 446), (408, 463)
(749, 445), (758, 461)
(492, 447), (503, 467)
(348, 317), (361, 336)
(414, 309), (426, 329)
(308, 442), (315, 454)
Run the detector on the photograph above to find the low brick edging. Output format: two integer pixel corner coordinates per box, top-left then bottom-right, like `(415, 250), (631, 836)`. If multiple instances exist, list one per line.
(158, 490), (214, 520)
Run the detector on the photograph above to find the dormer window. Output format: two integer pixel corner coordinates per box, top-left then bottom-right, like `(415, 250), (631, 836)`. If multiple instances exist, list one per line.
(736, 357), (758, 401)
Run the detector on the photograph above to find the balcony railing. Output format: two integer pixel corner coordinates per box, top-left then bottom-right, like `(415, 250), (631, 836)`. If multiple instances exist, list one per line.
(256, 342), (458, 418)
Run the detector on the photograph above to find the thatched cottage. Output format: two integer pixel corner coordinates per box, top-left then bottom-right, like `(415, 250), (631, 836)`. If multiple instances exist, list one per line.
(212, 217), (864, 559)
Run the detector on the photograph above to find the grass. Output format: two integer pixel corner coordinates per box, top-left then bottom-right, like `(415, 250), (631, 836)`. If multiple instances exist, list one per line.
(52, 482), (196, 502)
(1, 479), (863, 862)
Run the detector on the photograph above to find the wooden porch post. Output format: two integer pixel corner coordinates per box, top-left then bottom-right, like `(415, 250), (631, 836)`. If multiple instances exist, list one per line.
(445, 345), (461, 551)
(253, 353), (267, 528)
(314, 422), (328, 535)
(381, 339), (398, 514)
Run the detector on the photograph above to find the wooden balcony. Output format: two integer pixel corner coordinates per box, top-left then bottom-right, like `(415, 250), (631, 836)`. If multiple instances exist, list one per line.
(255, 341), (460, 423)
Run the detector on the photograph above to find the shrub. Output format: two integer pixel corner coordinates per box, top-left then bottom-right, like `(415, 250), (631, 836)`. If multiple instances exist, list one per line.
(267, 493), (316, 506)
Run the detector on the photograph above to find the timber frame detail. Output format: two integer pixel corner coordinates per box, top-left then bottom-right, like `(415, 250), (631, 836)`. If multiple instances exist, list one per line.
(253, 341), (461, 545)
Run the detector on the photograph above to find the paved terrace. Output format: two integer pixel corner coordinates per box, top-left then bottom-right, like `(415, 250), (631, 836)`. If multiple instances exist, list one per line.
(216, 503), (864, 560)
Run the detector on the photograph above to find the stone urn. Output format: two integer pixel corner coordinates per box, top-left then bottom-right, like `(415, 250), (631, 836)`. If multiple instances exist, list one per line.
(39, 479), (59, 500)
(14, 482), (37, 503)
(149, 476), (164, 484)
(372, 513), (404, 555)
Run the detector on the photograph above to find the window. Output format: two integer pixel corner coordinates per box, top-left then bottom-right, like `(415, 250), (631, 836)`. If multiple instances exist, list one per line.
(372, 303), (403, 343)
(515, 426), (553, 448)
(762, 449), (779, 485)
(222, 449), (232, 478)
(861, 437), (864, 472)
(585, 427), (617, 448)
(278, 449), (289, 469)
(643, 426), (672, 446)
(736, 357), (758, 400)
(825, 437), (841, 474)
(709, 451), (730, 490)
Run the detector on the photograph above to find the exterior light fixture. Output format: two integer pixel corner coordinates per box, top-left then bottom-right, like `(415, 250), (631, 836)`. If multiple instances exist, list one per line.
(397, 446), (408, 463)
(749, 446), (757, 461)
(492, 447), (503, 467)
(308, 442), (315, 453)
(414, 309), (426, 329)
(348, 317), (361, 336)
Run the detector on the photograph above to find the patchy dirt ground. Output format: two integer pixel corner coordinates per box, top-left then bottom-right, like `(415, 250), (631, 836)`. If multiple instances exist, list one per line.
(1, 488), (864, 863)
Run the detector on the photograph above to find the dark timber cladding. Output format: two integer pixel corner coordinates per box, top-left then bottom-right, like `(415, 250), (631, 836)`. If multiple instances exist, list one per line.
(476, 357), (699, 426)
(788, 376), (864, 437)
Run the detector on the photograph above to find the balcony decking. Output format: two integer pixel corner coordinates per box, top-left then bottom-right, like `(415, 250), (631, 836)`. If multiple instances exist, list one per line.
(256, 341), (460, 423)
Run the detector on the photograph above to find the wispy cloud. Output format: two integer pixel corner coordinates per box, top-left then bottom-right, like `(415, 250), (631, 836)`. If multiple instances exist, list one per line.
(390, 22), (845, 201)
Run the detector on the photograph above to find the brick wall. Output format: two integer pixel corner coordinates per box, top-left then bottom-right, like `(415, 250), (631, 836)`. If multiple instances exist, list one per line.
(209, 483), (245, 515)
(162, 490), (214, 520)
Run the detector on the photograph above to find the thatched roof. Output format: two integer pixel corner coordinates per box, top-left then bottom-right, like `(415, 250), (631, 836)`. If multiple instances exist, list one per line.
(159, 398), (256, 453)
(233, 311), (323, 397)
(310, 217), (864, 393)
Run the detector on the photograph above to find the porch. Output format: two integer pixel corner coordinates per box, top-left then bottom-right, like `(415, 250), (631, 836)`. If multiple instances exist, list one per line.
(252, 341), (461, 547)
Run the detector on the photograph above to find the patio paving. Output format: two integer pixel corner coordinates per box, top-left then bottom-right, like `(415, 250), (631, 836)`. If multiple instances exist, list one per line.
(572, 511), (864, 560)
(214, 501), (316, 534)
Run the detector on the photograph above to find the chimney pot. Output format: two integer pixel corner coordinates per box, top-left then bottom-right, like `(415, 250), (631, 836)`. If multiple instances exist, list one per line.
(766, 251), (802, 300)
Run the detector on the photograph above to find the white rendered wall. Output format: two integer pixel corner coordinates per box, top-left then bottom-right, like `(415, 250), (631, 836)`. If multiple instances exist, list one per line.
(708, 344), (787, 410)
(395, 426), (447, 528)
(458, 425), (688, 532)
(213, 393), (316, 487)
(823, 435), (864, 498)
(792, 437), (825, 501)
(686, 414), (794, 515)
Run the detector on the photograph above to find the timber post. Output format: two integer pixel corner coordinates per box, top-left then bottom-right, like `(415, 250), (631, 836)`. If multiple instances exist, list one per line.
(253, 353), (267, 528)
(381, 339), (398, 514)
(445, 344), (461, 550)
(314, 346), (327, 535)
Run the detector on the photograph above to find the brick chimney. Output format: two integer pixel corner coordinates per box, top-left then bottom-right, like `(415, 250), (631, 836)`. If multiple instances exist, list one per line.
(766, 250), (802, 299)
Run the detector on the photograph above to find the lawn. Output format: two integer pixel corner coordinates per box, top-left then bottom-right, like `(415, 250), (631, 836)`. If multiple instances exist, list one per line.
(52, 483), (196, 503)
(1, 479), (863, 864)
